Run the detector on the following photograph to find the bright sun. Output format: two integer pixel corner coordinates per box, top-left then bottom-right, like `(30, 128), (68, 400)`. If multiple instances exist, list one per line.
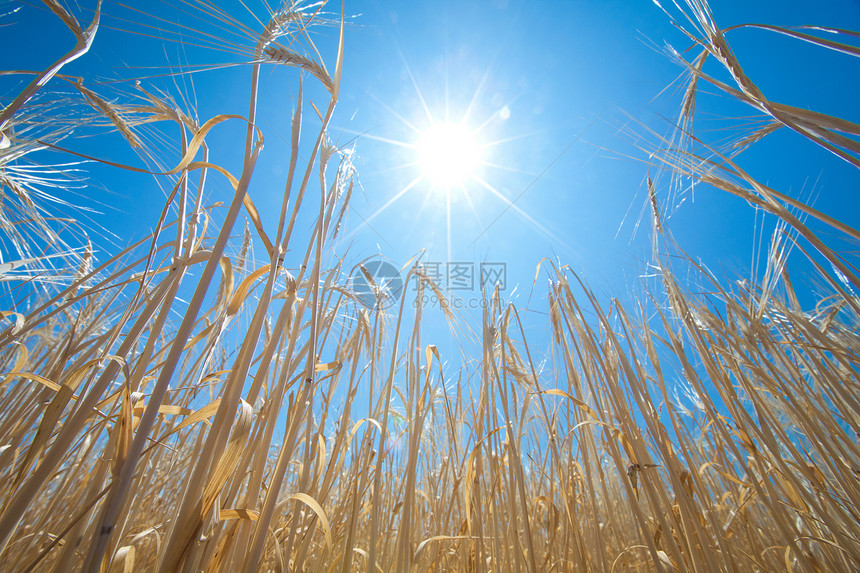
(416, 122), (481, 188)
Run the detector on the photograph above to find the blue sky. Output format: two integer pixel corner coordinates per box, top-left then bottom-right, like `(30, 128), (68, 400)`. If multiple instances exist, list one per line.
(3, 0), (859, 347)
(333, 0), (860, 345)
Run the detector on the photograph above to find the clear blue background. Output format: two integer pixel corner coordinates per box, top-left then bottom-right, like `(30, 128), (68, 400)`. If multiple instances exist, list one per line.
(2, 0), (859, 352)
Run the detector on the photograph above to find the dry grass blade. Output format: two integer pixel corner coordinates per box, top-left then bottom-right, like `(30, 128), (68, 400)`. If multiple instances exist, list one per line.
(73, 82), (142, 149)
(264, 45), (334, 93)
(723, 23), (860, 58)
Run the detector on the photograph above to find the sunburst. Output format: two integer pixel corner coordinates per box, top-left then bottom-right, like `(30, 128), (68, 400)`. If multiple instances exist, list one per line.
(415, 121), (482, 189)
(341, 54), (569, 262)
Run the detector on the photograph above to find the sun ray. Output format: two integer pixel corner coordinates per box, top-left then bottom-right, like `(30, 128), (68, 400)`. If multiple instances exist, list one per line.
(329, 125), (418, 150)
(479, 160), (541, 176)
(471, 175), (574, 253)
(345, 175), (424, 239)
(462, 60), (494, 126)
(396, 46), (435, 125)
(368, 92), (423, 135)
(480, 128), (554, 148)
(404, 183), (444, 243)
(446, 188), (452, 262)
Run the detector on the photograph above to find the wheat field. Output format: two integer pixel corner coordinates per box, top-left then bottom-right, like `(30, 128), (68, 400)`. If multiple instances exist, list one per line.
(0, 1), (858, 571)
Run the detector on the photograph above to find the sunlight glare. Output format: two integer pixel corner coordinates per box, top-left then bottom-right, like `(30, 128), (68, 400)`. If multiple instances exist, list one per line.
(416, 122), (481, 188)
